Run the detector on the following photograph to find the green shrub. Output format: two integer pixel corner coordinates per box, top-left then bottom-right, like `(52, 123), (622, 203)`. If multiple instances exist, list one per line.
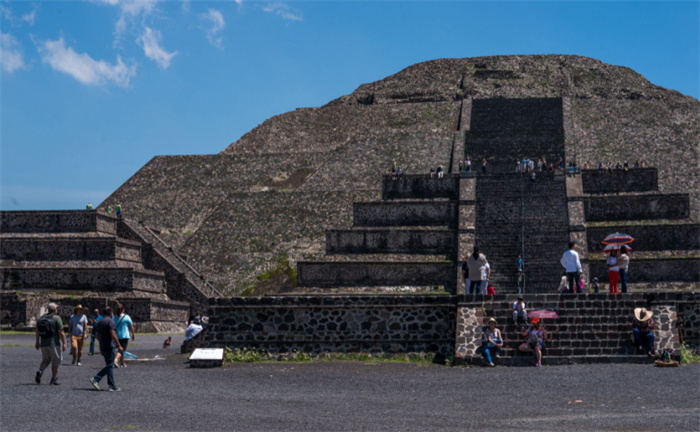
(224, 347), (266, 363)
(680, 344), (700, 365)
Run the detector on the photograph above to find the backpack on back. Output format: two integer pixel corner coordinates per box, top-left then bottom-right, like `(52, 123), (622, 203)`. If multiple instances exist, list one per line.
(37, 314), (56, 338)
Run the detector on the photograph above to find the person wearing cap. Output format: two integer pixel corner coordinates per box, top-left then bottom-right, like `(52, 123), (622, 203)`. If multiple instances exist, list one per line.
(513, 296), (527, 325)
(632, 308), (655, 356)
(67, 305), (88, 366)
(184, 317), (203, 342)
(482, 318), (503, 367)
(519, 317), (547, 367)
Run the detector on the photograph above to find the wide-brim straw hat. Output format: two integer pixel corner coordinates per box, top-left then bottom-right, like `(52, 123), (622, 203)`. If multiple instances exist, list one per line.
(75, 304), (83, 311)
(487, 318), (497, 326)
(634, 307), (653, 322)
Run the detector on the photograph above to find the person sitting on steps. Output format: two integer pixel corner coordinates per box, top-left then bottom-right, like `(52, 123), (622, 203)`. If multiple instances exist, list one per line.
(519, 317), (547, 367)
(482, 318), (503, 367)
(632, 308), (655, 357)
(513, 295), (527, 325)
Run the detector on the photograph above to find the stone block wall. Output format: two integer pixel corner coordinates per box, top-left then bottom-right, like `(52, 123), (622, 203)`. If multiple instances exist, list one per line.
(0, 237), (142, 264)
(583, 194), (690, 221)
(353, 201), (457, 227)
(581, 168), (658, 194)
(297, 262), (456, 289)
(207, 295), (457, 359)
(586, 224), (700, 252)
(326, 229), (455, 255)
(469, 98), (564, 133)
(381, 175), (459, 200)
(588, 258), (699, 283)
(0, 211), (116, 234)
(0, 268), (166, 293)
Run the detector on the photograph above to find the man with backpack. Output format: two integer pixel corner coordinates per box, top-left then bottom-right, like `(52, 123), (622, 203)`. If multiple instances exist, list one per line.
(34, 303), (66, 385)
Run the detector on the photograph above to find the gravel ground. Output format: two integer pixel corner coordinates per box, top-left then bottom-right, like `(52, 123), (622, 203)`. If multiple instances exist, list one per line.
(1, 333), (699, 432)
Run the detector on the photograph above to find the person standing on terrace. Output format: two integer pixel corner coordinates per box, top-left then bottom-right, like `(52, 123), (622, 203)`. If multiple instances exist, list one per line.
(466, 247), (488, 294)
(560, 242), (582, 294)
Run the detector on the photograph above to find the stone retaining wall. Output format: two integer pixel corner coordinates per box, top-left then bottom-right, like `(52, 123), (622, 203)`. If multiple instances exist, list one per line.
(0, 211), (116, 234)
(326, 229), (455, 255)
(588, 258), (699, 283)
(584, 194), (690, 221)
(296, 262), (456, 289)
(207, 295), (457, 359)
(586, 224), (700, 252)
(353, 202), (457, 227)
(0, 237), (142, 263)
(0, 268), (166, 293)
(581, 168), (658, 194)
(381, 175), (459, 200)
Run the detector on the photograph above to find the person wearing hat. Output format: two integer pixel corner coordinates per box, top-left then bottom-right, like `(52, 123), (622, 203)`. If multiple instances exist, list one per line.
(67, 304), (88, 366)
(632, 308), (655, 356)
(519, 317), (547, 367)
(482, 318), (503, 367)
(513, 295), (527, 325)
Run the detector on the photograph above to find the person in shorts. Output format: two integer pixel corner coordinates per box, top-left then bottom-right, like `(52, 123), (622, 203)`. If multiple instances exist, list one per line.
(35, 303), (66, 385)
(68, 304), (88, 366)
(113, 304), (135, 368)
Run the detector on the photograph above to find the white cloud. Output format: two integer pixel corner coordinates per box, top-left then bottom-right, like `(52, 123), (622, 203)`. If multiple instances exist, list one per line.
(137, 27), (176, 69)
(93, 0), (159, 43)
(263, 2), (302, 21)
(21, 8), (37, 26)
(200, 9), (225, 48)
(233, 0), (243, 5)
(1, 32), (26, 73)
(37, 37), (136, 87)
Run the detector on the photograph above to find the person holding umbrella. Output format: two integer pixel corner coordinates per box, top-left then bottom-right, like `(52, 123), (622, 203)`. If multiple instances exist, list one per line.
(518, 317), (547, 367)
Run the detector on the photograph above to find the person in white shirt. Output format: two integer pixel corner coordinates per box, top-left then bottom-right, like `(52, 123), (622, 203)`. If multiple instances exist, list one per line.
(513, 296), (527, 325)
(560, 241), (582, 294)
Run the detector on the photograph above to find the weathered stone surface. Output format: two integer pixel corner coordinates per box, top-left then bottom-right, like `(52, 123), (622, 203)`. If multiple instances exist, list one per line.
(97, 55), (698, 294)
(584, 194), (690, 221)
(582, 168), (658, 194)
(586, 223), (700, 252)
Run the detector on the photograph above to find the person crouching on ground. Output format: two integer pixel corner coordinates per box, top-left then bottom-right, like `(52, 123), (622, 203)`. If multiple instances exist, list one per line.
(482, 318), (503, 367)
(184, 317), (204, 342)
(632, 307), (655, 357)
(35, 302), (66, 385)
(89, 307), (124, 392)
(519, 317), (547, 367)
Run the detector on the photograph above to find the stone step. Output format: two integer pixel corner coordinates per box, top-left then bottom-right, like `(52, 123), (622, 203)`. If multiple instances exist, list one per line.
(326, 229), (455, 255)
(296, 261), (456, 289)
(381, 175), (459, 200)
(461, 354), (654, 366)
(586, 223), (700, 252)
(584, 194), (690, 221)
(0, 267), (166, 293)
(0, 236), (142, 262)
(0, 210), (117, 234)
(353, 201), (457, 228)
(581, 168), (658, 194)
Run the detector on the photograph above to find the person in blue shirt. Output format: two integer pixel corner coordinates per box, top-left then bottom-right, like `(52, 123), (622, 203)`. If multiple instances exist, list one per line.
(88, 308), (102, 356)
(113, 304), (135, 368)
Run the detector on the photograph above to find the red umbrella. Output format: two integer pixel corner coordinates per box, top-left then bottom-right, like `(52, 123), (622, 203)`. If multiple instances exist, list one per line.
(602, 232), (634, 245)
(528, 310), (559, 319)
(601, 244), (632, 253)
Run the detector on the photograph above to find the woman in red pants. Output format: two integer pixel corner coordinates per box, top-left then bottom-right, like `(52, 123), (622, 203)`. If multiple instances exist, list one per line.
(607, 249), (620, 294)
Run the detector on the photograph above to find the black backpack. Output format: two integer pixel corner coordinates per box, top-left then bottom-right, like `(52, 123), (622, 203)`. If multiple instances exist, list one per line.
(37, 314), (56, 338)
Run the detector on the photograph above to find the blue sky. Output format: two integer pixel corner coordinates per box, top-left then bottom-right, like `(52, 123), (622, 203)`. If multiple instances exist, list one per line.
(1, 0), (698, 210)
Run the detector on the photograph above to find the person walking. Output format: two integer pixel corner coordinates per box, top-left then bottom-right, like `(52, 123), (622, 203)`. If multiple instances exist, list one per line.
(607, 249), (620, 294)
(619, 246), (630, 294)
(34, 303), (66, 385)
(113, 304), (135, 368)
(89, 307), (124, 392)
(466, 247), (489, 294)
(560, 242), (582, 294)
(88, 308), (102, 356)
(68, 305), (88, 366)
